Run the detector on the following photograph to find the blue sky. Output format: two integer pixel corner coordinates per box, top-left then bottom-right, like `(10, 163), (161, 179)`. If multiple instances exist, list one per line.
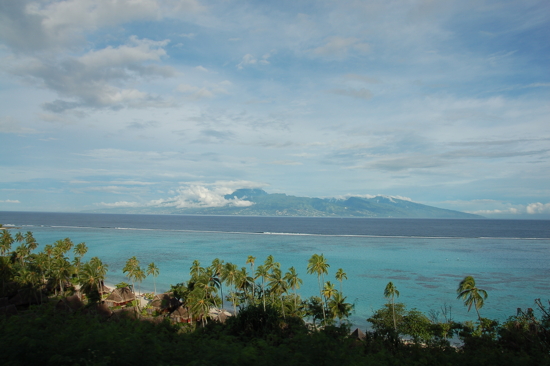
(0, 0), (549, 218)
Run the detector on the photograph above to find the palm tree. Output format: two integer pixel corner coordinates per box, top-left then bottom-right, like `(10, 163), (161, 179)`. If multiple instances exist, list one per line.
(246, 255), (256, 299)
(206, 268), (221, 292)
(235, 267), (253, 304)
(125, 265), (146, 314)
(90, 257), (108, 278)
(14, 244), (29, 267)
(79, 261), (104, 303)
(255, 264), (269, 310)
(284, 266), (302, 309)
(89, 257), (108, 296)
(52, 257), (72, 296)
(188, 288), (212, 327)
(123, 256), (140, 294)
(16, 265), (41, 303)
(1, 229), (14, 256)
(268, 267), (288, 318)
(14, 232), (24, 244)
(384, 281), (400, 331)
(52, 239), (70, 260)
(43, 244), (54, 258)
(74, 242), (88, 259)
(222, 262), (239, 314)
(323, 281), (337, 305)
(196, 272), (220, 309)
(456, 275), (488, 321)
(24, 232), (38, 252)
(210, 258), (224, 308)
(190, 260), (205, 280)
(63, 238), (74, 253)
(327, 291), (353, 325)
(307, 253), (330, 320)
(147, 262), (160, 295)
(264, 255), (280, 272)
(134, 266), (146, 296)
(335, 268), (347, 294)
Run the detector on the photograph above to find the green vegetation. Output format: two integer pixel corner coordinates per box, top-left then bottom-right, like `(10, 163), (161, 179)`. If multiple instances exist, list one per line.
(1, 229), (549, 365)
(457, 275), (488, 321)
(384, 281), (400, 331)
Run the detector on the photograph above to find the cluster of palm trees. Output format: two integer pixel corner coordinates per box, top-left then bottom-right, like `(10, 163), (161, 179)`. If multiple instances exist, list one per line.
(121, 256), (159, 313)
(381, 275), (488, 332)
(306, 253), (353, 325)
(166, 253), (354, 327)
(1, 229), (354, 327)
(2, 226), (495, 337)
(0, 228), (108, 303)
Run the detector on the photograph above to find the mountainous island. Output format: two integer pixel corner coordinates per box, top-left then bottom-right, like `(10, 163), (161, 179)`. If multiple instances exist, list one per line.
(92, 189), (481, 219)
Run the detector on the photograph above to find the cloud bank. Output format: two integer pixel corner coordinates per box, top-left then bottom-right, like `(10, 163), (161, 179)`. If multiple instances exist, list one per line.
(0, 0), (548, 215)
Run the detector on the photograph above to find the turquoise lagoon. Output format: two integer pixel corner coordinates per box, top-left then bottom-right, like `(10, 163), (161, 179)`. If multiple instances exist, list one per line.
(17, 222), (550, 330)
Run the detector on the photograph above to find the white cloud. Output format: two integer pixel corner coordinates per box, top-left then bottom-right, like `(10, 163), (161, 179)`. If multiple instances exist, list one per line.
(237, 54), (257, 69)
(524, 82), (550, 88)
(98, 181), (267, 209)
(471, 208), (521, 215)
(1, 1), (549, 213)
(388, 195), (413, 202)
(148, 185), (254, 208)
(0, 0), (163, 52)
(462, 201), (550, 216)
(336, 194), (413, 202)
(8, 36), (174, 112)
(236, 51), (273, 69)
(35, 0), (161, 32)
(0, 199), (20, 203)
(526, 202), (550, 214)
(78, 37), (169, 68)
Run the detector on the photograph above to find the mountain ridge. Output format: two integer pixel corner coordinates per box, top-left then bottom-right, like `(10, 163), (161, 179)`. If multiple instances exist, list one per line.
(87, 189), (482, 219)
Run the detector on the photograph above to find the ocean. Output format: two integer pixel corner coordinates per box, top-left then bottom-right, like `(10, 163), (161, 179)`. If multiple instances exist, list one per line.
(1, 211), (549, 330)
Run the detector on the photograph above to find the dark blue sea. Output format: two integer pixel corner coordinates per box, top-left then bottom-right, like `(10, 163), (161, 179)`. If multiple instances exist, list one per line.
(2, 211), (549, 238)
(1, 211), (549, 329)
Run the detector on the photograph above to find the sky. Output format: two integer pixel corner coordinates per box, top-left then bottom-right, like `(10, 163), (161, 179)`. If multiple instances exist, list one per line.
(0, 0), (549, 218)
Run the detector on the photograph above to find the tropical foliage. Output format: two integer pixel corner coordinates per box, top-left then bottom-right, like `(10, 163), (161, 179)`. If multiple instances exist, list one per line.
(384, 281), (400, 330)
(1, 229), (549, 365)
(457, 275), (488, 320)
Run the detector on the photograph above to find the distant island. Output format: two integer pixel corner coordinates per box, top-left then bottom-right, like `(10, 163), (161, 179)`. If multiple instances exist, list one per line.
(88, 189), (481, 219)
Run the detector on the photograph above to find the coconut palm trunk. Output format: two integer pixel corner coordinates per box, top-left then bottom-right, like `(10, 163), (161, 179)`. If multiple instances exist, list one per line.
(384, 282), (400, 331)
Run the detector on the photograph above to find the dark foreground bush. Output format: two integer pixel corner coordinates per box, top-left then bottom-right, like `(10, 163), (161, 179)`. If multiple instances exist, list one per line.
(1, 303), (549, 366)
